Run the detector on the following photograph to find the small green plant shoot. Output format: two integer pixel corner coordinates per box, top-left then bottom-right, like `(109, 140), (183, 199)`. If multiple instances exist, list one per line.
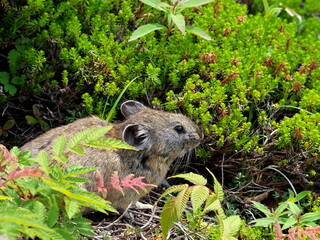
(251, 189), (320, 239)
(129, 0), (213, 41)
(158, 169), (241, 239)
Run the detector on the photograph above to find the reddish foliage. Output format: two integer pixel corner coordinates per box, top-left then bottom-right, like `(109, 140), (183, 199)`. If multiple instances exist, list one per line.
(7, 167), (48, 179)
(96, 171), (155, 195)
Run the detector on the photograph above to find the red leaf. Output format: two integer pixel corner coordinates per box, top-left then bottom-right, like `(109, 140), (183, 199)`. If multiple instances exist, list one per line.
(7, 167), (48, 180)
(0, 145), (18, 171)
(110, 171), (123, 194)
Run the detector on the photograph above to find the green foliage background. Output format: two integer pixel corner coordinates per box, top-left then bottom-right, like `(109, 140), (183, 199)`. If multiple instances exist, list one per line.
(1, 0), (320, 188)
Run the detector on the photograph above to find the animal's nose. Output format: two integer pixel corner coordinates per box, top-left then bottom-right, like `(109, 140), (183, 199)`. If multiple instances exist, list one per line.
(189, 131), (203, 141)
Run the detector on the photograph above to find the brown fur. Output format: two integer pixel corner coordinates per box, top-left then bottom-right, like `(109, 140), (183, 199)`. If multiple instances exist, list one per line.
(21, 101), (203, 211)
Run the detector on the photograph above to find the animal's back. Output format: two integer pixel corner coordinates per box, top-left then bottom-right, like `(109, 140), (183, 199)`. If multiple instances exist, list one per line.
(21, 101), (203, 211)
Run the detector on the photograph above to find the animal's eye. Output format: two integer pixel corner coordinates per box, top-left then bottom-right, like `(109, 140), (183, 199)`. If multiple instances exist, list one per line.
(174, 125), (185, 134)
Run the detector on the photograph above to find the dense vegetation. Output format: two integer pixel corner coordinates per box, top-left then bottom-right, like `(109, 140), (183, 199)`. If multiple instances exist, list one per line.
(0, 0), (320, 239)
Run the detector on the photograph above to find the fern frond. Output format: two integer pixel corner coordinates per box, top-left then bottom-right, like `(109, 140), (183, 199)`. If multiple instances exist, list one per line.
(174, 187), (192, 219)
(33, 201), (46, 223)
(35, 150), (50, 170)
(0, 206), (61, 238)
(68, 128), (94, 150)
(83, 126), (112, 143)
(52, 134), (67, 157)
(190, 185), (210, 212)
(64, 165), (96, 178)
(42, 179), (116, 213)
(160, 197), (178, 239)
(63, 176), (89, 184)
(47, 205), (59, 227)
(85, 137), (137, 150)
(64, 197), (81, 219)
(32, 228), (65, 240)
(169, 172), (207, 185)
(207, 168), (224, 201)
(157, 184), (189, 203)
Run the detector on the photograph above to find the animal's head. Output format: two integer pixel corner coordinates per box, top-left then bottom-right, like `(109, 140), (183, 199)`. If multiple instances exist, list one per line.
(120, 100), (203, 160)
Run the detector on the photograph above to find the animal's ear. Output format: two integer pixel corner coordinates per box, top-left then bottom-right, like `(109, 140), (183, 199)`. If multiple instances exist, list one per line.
(121, 100), (145, 118)
(123, 124), (150, 151)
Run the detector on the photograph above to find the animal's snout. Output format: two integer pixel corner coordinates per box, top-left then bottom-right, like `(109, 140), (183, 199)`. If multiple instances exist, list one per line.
(188, 131), (203, 141)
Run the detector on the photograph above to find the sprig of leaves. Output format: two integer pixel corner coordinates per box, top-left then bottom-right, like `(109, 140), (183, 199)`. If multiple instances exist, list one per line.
(129, 0), (213, 41)
(157, 169), (241, 239)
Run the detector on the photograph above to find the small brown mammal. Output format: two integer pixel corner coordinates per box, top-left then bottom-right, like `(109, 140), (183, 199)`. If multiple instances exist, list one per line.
(21, 100), (203, 211)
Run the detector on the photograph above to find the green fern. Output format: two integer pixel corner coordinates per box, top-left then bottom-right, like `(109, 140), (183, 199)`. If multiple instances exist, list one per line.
(82, 126), (112, 143)
(68, 128), (94, 154)
(64, 197), (81, 219)
(84, 137), (137, 150)
(169, 172), (207, 185)
(52, 134), (67, 157)
(47, 205), (59, 227)
(63, 165), (96, 178)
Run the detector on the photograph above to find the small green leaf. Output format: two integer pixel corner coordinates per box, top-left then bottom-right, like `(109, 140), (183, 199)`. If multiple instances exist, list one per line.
(177, 0), (214, 11)
(25, 115), (39, 125)
(251, 201), (271, 216)
(275, 201), (288, 216)
(175, 187), (191, 219)
(64, 165), (96, 178)
(69, 146), (85, 155)
(207, 168), (224, 201)
(83, 126), (112, 144)
(64, 197), (80, 219)
(190, 185), (209, 211)
(68, 128), (94, 149)
(47, 205), (59, 227)
(160, 197), (178, 238)
(157, 184), (189, 203)
(52, 134), (67, 157)
(11, 76), (23, 85)
(85, 137), (137, 150)
(129, 23), (166, 42)
(287, 202), (301, 215)
(223, 215), (241, 237)
(3, 120), (15, 131)
(4, 84), (17, 96)
(171, 13), (185, 35)
(169, 172), (207, 185)
(0, 72), (9, 84)
(185, 25), (212, 40)
(294, 191), (310, 202)
(281, 215), (298, 230)
(300, 212), (320, 224)
(35, 150), (50, 171)
(33, 201), (46, 223)
(32, 105), (41, 118)
(140, 0), (169, 12)
(251, 217), (277, 227)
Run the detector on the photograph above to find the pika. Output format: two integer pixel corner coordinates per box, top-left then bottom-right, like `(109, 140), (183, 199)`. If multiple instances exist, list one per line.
(21, 100), (203, 211)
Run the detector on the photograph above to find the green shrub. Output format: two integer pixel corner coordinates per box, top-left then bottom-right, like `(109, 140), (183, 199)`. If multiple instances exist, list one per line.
(0, 126), (151, 239)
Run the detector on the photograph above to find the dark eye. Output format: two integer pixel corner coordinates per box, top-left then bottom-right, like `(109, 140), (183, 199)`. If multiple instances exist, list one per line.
(174, 125), (185, 134)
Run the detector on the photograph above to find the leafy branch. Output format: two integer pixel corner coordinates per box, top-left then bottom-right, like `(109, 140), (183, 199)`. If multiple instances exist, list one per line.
(157, 169), (241, 239)
(129, 0), (213, 41)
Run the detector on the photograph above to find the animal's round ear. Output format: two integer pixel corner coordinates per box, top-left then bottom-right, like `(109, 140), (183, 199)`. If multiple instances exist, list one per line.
(121, 100), (145, 118)
(122, 124), (150, 151)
